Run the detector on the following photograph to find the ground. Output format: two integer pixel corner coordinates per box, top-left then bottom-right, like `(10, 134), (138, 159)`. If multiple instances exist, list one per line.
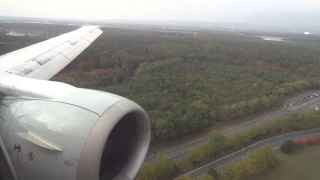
(257, 145), (320, 180)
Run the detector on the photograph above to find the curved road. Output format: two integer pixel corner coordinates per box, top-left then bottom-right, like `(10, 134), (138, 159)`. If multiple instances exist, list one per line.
(146, 90), (320, 162)
(177, 128), (320, 179)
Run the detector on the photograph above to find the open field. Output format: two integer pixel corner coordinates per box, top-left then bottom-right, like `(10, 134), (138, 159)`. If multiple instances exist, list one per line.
(256, 145), (320, 180)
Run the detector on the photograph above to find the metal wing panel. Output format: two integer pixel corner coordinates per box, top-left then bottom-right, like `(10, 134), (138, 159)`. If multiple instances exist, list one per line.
(62, 40), (91, 61)
(0, 26), (102, 80)
(26, 54), (70, 80)
(34, 51), (59, 65)
(85, 30), (104, 43)
(52, 42), (72, 54)
(7, 61), (41, 76)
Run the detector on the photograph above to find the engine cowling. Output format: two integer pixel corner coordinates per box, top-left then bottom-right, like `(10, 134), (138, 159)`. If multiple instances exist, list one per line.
(0, 87), (151, 180)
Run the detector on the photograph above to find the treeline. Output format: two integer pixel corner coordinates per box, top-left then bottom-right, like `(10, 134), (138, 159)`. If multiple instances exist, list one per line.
(136, 109), (320, 179)
(0, 23), (78, 33)
(177, 145), (277, 180)
(59, 29), (320, 88)
(0, 23), (75, 55)
(221, 109), (320, 150)
(218, 145), (276, 180)
(0, 33), (49, 56)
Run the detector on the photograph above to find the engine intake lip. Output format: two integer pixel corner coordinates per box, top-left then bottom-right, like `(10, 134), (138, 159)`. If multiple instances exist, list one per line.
(76, 99), (151, 180)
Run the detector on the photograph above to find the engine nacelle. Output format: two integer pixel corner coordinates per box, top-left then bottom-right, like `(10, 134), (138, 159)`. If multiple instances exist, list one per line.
(0, 88), (151, 180)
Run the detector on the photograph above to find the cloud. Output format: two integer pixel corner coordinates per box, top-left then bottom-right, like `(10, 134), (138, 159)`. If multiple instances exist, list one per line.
(1, 0), (320, 27)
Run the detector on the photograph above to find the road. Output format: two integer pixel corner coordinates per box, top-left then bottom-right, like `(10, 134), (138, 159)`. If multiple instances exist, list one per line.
(177, 128), (320, 179)
(146, 90), (320, 162)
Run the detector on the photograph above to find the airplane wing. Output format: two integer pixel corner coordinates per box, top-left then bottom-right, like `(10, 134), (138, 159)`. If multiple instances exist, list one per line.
(0, 26), (102, 80)
(0, 25), (151, 180)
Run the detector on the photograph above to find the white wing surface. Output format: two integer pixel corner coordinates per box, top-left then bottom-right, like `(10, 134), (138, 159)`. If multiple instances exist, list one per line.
(0, 26), (102, 80)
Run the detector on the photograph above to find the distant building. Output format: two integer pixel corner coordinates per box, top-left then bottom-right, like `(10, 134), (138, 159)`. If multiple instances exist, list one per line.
(6, 31), (25, 36)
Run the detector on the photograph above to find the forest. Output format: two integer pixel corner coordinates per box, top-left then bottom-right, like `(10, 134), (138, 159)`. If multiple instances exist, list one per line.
(56, 27), (320, 142)
(1, 23), (320, 142)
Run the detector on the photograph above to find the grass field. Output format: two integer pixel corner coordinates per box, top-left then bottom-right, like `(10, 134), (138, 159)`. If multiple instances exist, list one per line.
(257, 145), (320, 180)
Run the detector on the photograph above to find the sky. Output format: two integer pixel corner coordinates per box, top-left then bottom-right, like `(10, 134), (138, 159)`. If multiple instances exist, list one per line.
(1, 0), (320, 30)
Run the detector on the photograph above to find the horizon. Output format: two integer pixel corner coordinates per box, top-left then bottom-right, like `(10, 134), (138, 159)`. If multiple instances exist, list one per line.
(1, 0), (320, 32)
(0, 15), (319, 34)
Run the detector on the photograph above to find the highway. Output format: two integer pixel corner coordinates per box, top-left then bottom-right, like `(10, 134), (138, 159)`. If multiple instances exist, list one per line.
(177, 128), (320, 179)
(146, 90), (320, 162)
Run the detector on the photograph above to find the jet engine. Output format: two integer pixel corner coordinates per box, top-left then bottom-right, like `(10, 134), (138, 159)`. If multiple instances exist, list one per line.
(0, 77), (151, 180)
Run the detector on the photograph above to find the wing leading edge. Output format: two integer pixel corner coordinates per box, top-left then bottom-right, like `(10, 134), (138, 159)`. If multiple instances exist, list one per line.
(0, 26), (102, 80)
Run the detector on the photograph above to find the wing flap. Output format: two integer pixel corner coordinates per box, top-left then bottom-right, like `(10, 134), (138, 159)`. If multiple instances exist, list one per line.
(26, 54), (70, 80)
(52, 42), (72, 55)
(62, 40), (90, 61)
(35, 51), (59, 65)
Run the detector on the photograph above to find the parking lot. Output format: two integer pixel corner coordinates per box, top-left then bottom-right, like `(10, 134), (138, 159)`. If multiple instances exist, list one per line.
(291, 92), (319, 107)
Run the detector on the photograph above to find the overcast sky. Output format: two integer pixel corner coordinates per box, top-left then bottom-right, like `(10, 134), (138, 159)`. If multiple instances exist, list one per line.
(1, 0), (320, 27)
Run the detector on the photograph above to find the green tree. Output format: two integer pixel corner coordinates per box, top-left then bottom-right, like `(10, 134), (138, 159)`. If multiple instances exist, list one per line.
(219, 145), (277, 180)
(219, 161), (241, 180)
(177, 175), (192, 180)
(210, 130), (226, 152)
(260, 95), (271, 108)
(280, 140), (297, 153)
(135, 162), (156, 180)
(200, 142), (217, 157)
(208, 168), (219, 180)
(187, 147), (203, 164)
(174, 157), (192, 172)
(154, 155), (174, 178)
(197, 173), (214, 180)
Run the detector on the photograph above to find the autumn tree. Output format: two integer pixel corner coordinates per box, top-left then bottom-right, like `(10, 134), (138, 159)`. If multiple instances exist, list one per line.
(295, 139), (306, 148)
